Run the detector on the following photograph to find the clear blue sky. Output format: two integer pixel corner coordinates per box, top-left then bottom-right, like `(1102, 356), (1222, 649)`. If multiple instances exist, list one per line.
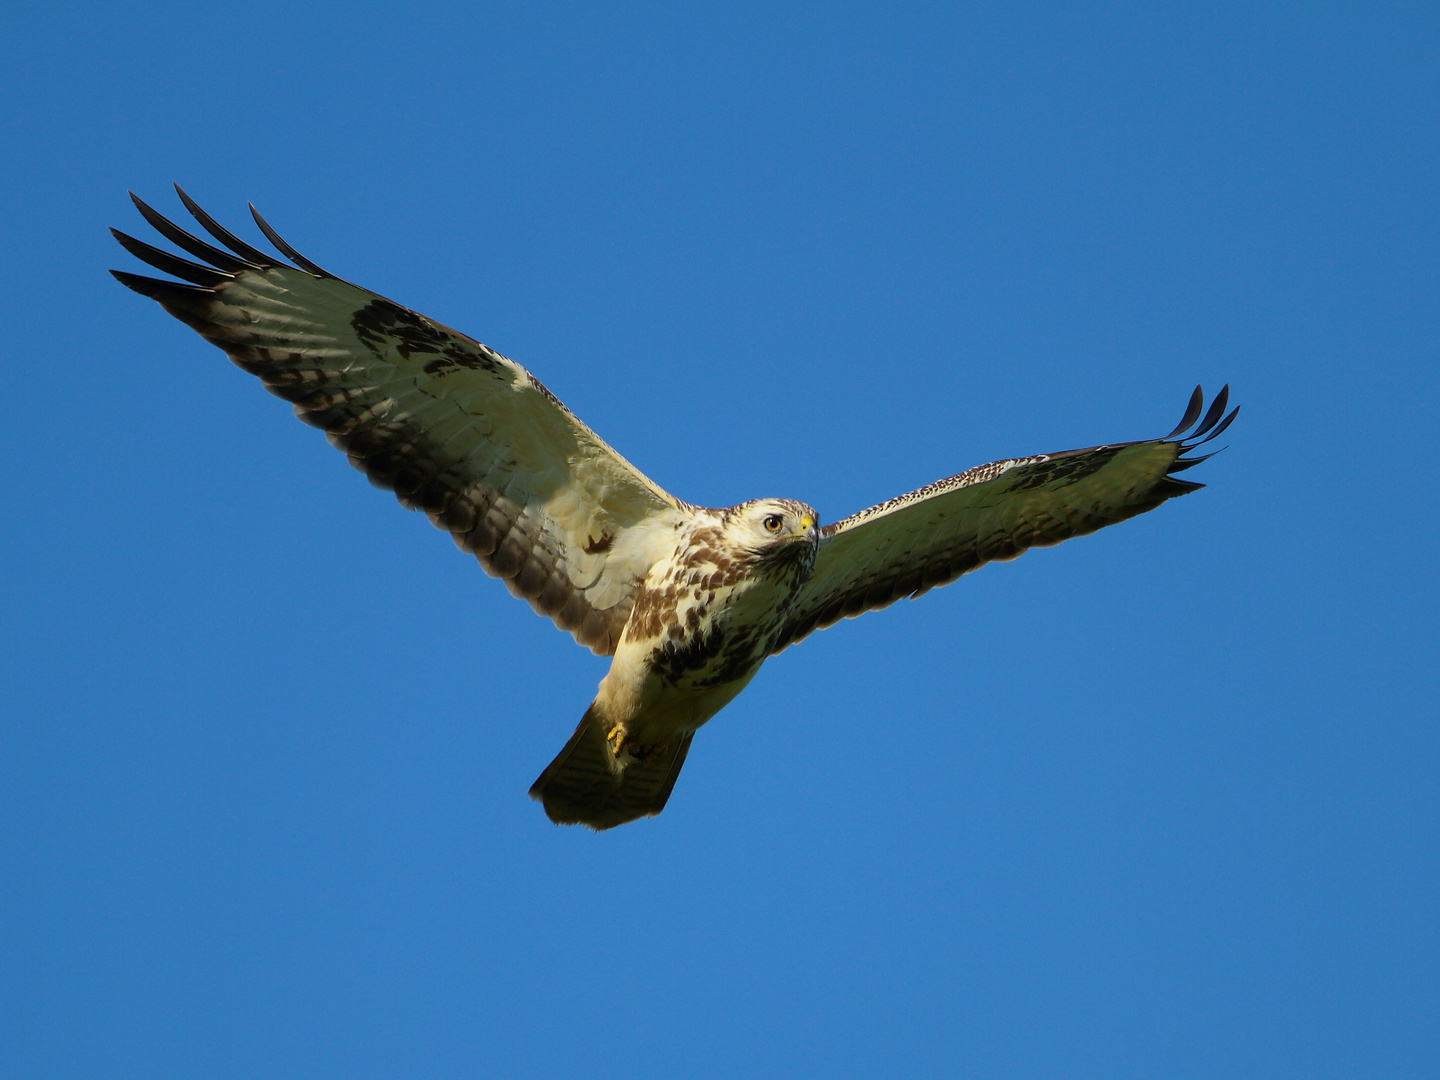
(2, 2), (1436, 1077)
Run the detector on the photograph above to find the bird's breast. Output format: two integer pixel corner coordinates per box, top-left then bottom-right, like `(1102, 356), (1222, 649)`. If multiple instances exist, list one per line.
(617, 553), (802, 692)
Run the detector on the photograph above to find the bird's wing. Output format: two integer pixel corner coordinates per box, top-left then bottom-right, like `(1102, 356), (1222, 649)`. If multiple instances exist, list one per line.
(111, 188), (688, 656)
(772, 387), (1238, 653)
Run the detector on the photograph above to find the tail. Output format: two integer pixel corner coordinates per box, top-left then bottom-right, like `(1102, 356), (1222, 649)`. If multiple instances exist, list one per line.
(529, 705), (694, 830)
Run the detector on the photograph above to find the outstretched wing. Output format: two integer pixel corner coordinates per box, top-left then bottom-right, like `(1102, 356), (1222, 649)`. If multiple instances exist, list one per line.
(772, 387), (1238, 653)
(111, 187), (687, 655)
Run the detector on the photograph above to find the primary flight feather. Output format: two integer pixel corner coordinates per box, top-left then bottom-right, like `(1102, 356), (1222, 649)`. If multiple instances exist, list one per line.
(112, 187), (1238, 830)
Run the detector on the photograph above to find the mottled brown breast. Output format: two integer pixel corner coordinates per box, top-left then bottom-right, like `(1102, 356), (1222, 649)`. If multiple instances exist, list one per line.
(625, 512), (816, 690)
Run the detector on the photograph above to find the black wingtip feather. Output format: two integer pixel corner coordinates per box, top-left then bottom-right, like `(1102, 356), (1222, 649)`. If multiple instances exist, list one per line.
(1168, 450), (1219, 472)
(1163, 386), (1240, 454)
(109, 228), (233, 288)
(248, 203), (330, 277)
(1165, 385), (1205, 439)
(1160, 477), (1205, 496)
(128, 191), (259, 274)
(173, 183), (276, 266)
(1191, 405), (1239, 447)
(1189, 384), (1230, 440)
(109, 268), (208, 299)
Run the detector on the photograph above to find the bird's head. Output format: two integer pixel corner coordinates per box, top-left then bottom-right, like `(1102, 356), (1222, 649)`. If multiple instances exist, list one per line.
(729, 498), (820, 577)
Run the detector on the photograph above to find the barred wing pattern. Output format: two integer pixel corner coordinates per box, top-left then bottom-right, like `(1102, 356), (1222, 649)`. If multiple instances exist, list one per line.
(772, 387), (1237, 653)
(111, 188), (684, 655)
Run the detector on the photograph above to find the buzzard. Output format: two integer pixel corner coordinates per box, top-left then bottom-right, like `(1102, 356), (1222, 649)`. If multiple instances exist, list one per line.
(111, 188), (1238, 830)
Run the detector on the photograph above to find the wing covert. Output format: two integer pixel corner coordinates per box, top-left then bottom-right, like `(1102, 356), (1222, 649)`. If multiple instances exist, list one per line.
(772, 387), (1237, 653)
(112, 188), (687, 655)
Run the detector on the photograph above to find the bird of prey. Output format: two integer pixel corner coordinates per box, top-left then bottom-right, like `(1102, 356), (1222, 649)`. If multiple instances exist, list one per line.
(111, 188), (1238, 830)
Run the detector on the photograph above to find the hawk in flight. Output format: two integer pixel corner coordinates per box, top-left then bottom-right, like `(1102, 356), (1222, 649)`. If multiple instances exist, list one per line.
(112, 188), (1238, 830)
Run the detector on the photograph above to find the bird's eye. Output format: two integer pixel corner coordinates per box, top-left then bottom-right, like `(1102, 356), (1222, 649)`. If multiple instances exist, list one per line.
(763, 514), (784, 532)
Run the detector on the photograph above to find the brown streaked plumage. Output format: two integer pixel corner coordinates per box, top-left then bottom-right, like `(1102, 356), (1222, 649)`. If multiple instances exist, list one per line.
(112, 188), (1238, 830)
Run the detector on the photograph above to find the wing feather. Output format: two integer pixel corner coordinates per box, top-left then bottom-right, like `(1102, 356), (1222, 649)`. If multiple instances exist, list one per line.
(772, 389), (1237, 652)
(112, 189), (687, 655)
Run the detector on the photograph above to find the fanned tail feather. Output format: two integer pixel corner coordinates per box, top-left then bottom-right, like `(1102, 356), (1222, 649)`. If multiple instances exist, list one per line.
(529, 705), (694, 830)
